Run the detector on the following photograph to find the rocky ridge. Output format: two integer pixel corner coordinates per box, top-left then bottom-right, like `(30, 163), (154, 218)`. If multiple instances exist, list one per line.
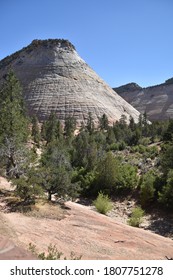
(0, 39), (140, 126)
(114, 79), (173, 121)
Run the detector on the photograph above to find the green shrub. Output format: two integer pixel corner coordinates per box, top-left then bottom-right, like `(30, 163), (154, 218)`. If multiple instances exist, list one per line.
(138, 137), (150, 146)
(93, 192), (112, 215)
(118, 141), (126, 151)
(29, 243), (82, 260)
(94, 152), (119, 194)
(131, 144), (146, 154)
(158, 169), (173, 209)
(94, 152), (138, 195)
(145, 146), (159, 159)
(117, 163), (138, 190)
(140, 171), (156, 207)
(128, 206), (145, 227)
(109, 143), (119, 151)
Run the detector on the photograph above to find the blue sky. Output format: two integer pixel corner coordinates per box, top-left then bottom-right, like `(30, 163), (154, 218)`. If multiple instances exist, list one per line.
(1, 0), (173, 87)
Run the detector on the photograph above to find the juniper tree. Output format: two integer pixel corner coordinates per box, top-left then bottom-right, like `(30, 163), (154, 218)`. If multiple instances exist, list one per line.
(39, 142), (80, 201)
(14, 167), (43, 202)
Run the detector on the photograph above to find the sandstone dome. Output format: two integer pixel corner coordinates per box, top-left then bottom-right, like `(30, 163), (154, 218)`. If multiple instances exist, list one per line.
(0, 39), (140, 125)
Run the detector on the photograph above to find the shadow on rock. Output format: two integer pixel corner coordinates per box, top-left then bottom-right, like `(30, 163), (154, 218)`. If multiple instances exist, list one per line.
(145, 216), (173, 239)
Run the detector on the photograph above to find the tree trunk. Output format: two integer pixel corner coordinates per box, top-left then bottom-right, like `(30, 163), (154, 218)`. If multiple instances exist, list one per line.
(48, 191), (52, 201)
(6, 155), (20, 178)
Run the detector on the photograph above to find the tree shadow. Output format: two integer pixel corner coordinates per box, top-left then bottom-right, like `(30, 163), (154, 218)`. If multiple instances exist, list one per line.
(0, 188), (35, 213)
(76, 197), (93, 206)
(145, 213), (173, 239)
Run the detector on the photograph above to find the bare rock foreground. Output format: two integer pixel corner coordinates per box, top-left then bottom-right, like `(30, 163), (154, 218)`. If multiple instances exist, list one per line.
(0, 200), (173, 260)
(0, 236), (35, 260)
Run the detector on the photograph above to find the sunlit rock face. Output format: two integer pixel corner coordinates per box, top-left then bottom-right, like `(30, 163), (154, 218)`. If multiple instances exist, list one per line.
(0, 39), (140, 126)
(114, 80), (173, 121)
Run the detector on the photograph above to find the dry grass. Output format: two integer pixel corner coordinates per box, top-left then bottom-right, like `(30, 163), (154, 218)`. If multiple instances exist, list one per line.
(0, 183), (67, 220)
(25, 199), (67, 220)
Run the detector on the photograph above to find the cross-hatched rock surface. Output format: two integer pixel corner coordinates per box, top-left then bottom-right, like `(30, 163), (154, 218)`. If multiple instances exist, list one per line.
(114, 81), (173, 121)
(0, 39), (140, 125)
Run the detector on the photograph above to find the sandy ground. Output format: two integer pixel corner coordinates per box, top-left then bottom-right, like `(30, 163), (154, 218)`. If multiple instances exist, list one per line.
(0, 176), (173, 260)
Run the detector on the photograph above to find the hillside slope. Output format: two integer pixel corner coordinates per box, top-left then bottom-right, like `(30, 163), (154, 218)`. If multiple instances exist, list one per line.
(114, 79), (173, 121)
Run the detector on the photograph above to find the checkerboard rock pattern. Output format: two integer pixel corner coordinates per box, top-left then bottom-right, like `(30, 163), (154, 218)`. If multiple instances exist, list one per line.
(0, 39), (139, 126)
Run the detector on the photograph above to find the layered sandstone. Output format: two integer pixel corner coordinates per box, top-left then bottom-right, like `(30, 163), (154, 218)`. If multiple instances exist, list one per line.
(114, 80), (173, 121)
(0, 39), (140, 125)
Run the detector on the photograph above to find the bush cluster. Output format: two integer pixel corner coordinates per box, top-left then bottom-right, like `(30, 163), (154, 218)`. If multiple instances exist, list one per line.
(128, 206), (145, 227)
(1, 71), (173, 211)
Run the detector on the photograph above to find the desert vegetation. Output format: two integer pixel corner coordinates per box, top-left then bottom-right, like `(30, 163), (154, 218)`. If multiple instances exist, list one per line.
(28, 243), (82, 260)
(128, 206), (145, 227)
(93, 192), (112, 215)
(0, 71), (173, 229)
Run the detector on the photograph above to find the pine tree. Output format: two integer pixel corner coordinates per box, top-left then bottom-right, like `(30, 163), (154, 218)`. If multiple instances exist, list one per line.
(163, 119), (173, 141)
(106, 128), (115, 144)
(0, 70), (28, 143)
(41, 112), (63, 144)
(119, 114), (127, 128)
(64, 116), (76, 137)
(158, 169), (173, 209)
(129, 115), (136, 131)
(0, 71), (29, 178)
(31, 115), (40, 146)
(99, 113), (109, 130)
(86, 112), (95, 134)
